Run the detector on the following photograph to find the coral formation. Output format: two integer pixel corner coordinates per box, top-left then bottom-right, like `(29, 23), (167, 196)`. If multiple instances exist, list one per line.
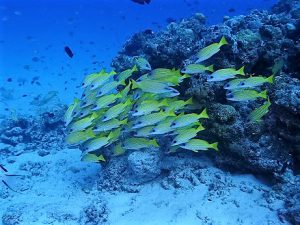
(111, 0), (300, 178)
(0, 105), (66, 154)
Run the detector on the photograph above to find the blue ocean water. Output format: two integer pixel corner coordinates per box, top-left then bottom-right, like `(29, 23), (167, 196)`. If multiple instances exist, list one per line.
(0, 0), (277, 116)
(4, 1), (299, 225)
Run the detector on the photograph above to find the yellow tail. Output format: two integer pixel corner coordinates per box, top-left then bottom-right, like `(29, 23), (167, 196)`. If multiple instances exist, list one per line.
(260, 90), (268, 99)
(210, 142), (219, 151)
(199, 108), (209, 119)
(206, 64), (214, 72)
(219, 36), (228, 46)
(132, 64), (138, 72)
(267, 74), (274, 84)
(237, 66), (245, 76)
(185, 97), (193, 105)
(131, 79), (138, 89)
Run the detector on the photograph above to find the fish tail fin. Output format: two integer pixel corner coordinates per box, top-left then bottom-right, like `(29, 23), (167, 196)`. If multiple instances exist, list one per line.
(238, 66), (245, 75)
(121, 118), (128, 125)
(86, 128), (95, 138)
(211, 142), (219, 151)
(185, 97), (193, 105)
(219, 36), (228, 46)
(260, 90), (268, 99)
(206, 64), (214, 72)
(131, 79), (138, 89)
(109, 70), (117, 75)
(119, 79), (126, 86)
(108, 131), (114, 140)
(97, 155), (106, 162)
(151, 139), (159, 147)
(161, 99), (169, 106)
(132, 65), (138, 72)
(267, 74), (275, 84)
(197, 123), (205, 132)
(183, 73), (191, 79)
(199, 108), (209, 119)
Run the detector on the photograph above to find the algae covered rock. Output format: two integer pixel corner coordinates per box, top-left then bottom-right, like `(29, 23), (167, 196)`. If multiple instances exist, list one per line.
(127, 148), (161, 183)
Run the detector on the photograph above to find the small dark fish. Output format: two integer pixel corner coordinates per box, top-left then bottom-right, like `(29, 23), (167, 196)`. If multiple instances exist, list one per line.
(131, 0), (151, 5)
(64, 46), (74, 58)
(32, 56), (39, 62)
(143, 29), (154, 35)
(228, 8), (236, 13)
(0, 164), (22, 193)
(7, 78), (12, 82)
(22, 94), (28, 97)
(166, 17), (176, 24)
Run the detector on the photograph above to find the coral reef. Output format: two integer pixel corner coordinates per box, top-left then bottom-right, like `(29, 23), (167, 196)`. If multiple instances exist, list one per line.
(0, 104), (66, 156)
(111, 0), (300, 178)
(79, 200), (108, 225)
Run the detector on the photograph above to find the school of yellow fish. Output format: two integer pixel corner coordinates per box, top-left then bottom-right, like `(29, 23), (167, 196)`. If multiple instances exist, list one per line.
(65, 37), (275, 162)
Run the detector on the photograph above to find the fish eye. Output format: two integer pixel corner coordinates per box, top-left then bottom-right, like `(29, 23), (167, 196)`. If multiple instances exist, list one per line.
(241, 82), (245, 86)
(82, 83), (85, 86)
(152, 129), (156, 132)
(210, 76), (214, 79)
(173, 140), (177, 143)
(121, 127), (126, 131)
(138, 121), (142, 124)
(103, 116), (107, 119)
(91, 85), (95, 88)
(80, 112), (84, 116)
(134, 110), (138, 113)
(227, 90), (232, 94)
(228, 94), (233, 98)
(93, 126), (98, 130)
(162, 109), (166, 112)
(70, 128), (73, 132)
(82, 94), (86, 97)
(182, 143), (186, 146)
(171, 122), (176, 126)
(98, 91), (102, 95)
(226, 84), (230, 87)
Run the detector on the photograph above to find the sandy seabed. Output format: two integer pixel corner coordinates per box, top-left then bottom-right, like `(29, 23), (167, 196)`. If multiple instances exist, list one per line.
(0, 143), (287, 225)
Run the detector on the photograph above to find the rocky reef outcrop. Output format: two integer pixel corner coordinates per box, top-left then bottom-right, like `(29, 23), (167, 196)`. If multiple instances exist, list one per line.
(111, 0), (300, 178)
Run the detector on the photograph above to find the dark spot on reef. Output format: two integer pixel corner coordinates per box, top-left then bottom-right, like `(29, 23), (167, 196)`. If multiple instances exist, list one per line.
(64, 46), (74, 58)
(7, 78), (12, 82)
(22, 94), (27, 97)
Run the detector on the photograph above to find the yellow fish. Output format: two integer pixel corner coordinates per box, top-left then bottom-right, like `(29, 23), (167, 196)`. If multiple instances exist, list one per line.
(81, 153), (106, 162)
(196, 36), (228, 63)
(123, 138), (159, 150)
(69, 112), (99, 132)
(179, 139), (218, 152)
(65, 128), (95, 145)
(64, 98), (80, 126)
(171, 108), (209, 128)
